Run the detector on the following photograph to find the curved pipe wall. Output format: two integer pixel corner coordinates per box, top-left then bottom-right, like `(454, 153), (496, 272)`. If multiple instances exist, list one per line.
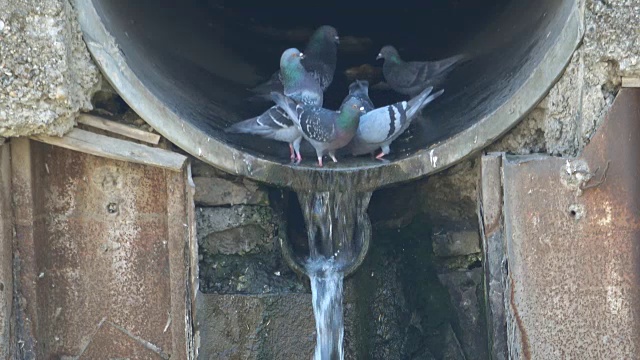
(74, 0), (582, 191)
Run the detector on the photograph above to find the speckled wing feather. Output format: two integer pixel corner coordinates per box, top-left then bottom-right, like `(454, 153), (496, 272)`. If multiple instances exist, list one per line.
(297, 107), (336, 143)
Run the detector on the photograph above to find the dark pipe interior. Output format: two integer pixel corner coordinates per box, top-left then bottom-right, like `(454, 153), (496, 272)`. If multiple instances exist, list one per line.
(90, 0), (571, 163)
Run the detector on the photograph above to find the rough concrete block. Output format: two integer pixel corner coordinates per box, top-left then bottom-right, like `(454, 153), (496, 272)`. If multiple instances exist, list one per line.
(196, 293), (315, 360)
(197, 206), (276, 256)
(193, 176), (268, 206)
(0, 0), (101, 137)
(432, 230), (481, 257)
(438, 269), (488, 360)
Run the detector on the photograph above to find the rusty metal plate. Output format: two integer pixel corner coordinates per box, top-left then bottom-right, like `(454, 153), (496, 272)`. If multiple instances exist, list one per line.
(10, 139), (194, 359)
(502, 89), (640, 358)
(0, 144), (12, 360)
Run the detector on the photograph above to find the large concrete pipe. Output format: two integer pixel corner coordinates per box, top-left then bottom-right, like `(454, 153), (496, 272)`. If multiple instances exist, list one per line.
(74, 0), (582, 191)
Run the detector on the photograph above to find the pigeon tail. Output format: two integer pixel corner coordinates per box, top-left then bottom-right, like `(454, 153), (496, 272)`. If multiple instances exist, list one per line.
(249, 72), (283, 96)
(225, 117), (274, 136)
(406, 87), (445, 119)
(269, 92), (300, 126)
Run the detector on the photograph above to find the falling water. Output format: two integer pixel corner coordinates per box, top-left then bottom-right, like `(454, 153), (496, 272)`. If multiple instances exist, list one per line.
(297, 187), (372, 360)
(307, 258), (345, 360)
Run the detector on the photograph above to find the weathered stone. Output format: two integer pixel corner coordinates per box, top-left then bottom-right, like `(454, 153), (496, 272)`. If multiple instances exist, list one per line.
(438, 269), (488, 360)
(196, 293), (315, 360)
(440, 322), (467, 360)
(369, 182), (420, 229)
(196, 206), (275, 239)
(432, 230), (481, 257)
(193, 176), (268, 206)
(418, 160), (478, 226)
(0, 0), (101, 137)
(201, 224), (270, 256)
(191, 158), (232, 178)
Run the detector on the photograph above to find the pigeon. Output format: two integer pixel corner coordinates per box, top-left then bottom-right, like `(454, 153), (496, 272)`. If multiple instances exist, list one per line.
(225, 48), (323, 163)
(340, 80), (375, 112)
(280, 48), (323, 107)
(225, 106), (302, 162)
(348, 85), (445, 159)
(271, 92), (366, 167)
(377, 45), (464, 97)
(249, 26), (339, 100)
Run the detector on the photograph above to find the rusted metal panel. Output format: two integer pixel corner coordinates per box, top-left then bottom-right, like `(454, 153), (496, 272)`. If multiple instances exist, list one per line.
(0, 144), (12, 360)
(502, 88), (640, 359)
(478, 153), (508, 360)
(10, 138), (194, 359)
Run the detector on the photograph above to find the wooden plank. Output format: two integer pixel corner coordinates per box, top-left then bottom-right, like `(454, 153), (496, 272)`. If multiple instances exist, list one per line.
(31, 128), (187, 171)
(77, 114), (161, 145)
(621, 77), (640, 88)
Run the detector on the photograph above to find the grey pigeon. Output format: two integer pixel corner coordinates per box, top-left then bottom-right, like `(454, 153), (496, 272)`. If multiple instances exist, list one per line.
(225, 48), (323, 163)
(349, 85), (444, 159)
(377, 45), (464, 97)
(249, 26), (339, 100)
(340, 80), (375, 112)
(225, 106), (302, 162)
(280, 48), (323, 106)
(271, 92), (365, 167)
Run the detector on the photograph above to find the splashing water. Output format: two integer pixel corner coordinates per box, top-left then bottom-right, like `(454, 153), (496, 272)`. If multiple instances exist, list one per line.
(297, 187), (372, 360)
(307, 259), (344, 360)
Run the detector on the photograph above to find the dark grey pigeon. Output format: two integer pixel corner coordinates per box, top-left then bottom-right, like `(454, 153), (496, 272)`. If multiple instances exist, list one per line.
(249, 26), (339, 101)
(225, 48), (322, 163)
(271, 92), (365, 167)
(377, 45), (464, 97)
(349, 86), (444, 159)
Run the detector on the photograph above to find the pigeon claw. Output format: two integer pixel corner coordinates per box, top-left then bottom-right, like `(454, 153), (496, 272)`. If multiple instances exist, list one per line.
(316, 156), (324, 167)
(375, 152), (386, 160)
(329, 154), (338, 163)
(289, 144), (295, 161)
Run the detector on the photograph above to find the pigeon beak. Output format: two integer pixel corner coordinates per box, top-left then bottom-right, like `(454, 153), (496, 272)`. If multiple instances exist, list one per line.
(299, 52), (305, 59)
(334, 36), (340, 44)
(359, 106), (365, 113)
(376, 53), (383, 60)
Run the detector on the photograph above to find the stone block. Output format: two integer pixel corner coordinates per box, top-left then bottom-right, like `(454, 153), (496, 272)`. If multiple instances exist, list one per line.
(196, 293), (315, 360)
(432, 230), (481, 257)
(193, 176), (268, 206)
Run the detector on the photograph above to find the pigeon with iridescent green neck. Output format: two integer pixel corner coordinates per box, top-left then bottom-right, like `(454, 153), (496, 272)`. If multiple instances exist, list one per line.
(225, 48), (322, 163)
(249, 26), (339, 99)
(377, 45), (464, 97)
(271, 92), (365, 167)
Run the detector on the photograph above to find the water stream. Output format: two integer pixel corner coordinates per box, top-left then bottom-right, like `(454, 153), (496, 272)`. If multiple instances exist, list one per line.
(296, 188), (372, 360)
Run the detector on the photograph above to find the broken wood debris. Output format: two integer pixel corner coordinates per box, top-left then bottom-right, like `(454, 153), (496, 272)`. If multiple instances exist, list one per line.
(77, 114), (161, 144)
(621, 77), (640, 88)
(31, 128), (187, 171)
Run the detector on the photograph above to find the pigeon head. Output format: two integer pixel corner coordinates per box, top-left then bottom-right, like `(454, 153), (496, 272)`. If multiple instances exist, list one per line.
(280, 48), (304, 69)
(340, 97), (366, 116)
(336, 97), (366, 132)
(376, 45), (401, 62)
(280, 48), (306, 80)
(312, 25), (340, 45)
